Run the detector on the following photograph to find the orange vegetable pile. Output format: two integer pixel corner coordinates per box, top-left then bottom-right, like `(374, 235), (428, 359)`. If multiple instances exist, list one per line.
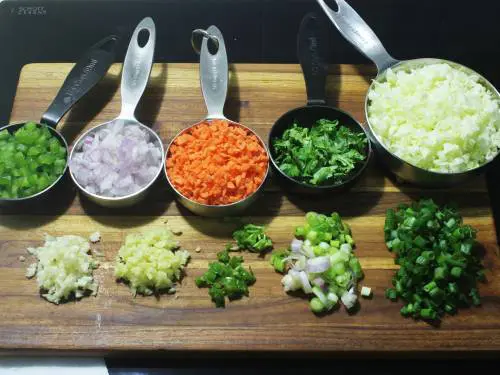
(166, 119), (268, 205)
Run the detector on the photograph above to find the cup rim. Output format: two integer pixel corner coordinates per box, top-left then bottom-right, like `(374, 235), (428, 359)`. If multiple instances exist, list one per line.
(267, 105), (372, 190)
(0, 122), (69, 202)
(68, 120), (165, 202)
(164, 117), (270, 209)
(365, 57), (500, 176)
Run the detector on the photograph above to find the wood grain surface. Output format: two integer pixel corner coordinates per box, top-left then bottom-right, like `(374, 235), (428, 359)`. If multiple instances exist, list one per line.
(0, 63), (499, 355)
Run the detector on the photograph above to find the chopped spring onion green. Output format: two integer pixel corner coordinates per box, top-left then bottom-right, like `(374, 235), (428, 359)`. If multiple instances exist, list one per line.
(384, 199), (486, 322)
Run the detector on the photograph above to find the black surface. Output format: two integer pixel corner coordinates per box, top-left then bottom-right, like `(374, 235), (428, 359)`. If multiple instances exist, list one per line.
(2, 0), (500, 124)
(1, 0), (500, 368)
(105, 359), (500, 374)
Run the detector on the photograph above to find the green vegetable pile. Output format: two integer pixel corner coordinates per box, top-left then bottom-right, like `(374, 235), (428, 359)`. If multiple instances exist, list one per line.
(196, 247), (256, 307)
(384, 199), (486, 322)
(272, 118), (367, 186)
(233, 224), (273, 253)
(0, 122), (66, 199)
(271, 212), (364, 314)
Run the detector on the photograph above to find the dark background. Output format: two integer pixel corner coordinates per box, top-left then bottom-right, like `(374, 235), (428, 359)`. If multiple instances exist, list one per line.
(1, 0), (500, 372)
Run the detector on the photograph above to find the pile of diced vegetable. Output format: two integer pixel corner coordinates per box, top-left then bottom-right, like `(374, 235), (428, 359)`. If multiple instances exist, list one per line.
(70, 121), (163, 198)
(115, 228), (190, 296)
(0, 122), (66, 199)
(368, 63), (500, 173)
(166, 119), (268, 205)
(25, 234), (99, 304)
(384, 199), (486, 321)
(233, 224), (273, 253)
(271, 212), (364, 314)
(195, 247), (256, 307)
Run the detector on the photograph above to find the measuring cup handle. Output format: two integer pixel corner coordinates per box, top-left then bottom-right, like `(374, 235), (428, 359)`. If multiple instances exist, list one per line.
(40, 34), (119, 128)
(119, 17), (156, 121)
(298, 12), (329, 106)
(197, 26), (228, 120)
(316, 0), (398, 72)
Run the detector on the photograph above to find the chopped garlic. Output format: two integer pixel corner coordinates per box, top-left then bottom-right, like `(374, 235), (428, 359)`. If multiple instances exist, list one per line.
(25, 263), (37, 278)
(18, 255), (26, 262)
(89, 231), (101, 243)
(26, 234), (99, 304)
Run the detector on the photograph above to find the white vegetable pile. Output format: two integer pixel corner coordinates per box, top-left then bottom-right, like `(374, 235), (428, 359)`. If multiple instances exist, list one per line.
(281, 239), (360, 312)
(71, 121), (163, 197)
(368, 63), (500, 173)
(115, 227), (190, 296)
(25, 234), (99, 304)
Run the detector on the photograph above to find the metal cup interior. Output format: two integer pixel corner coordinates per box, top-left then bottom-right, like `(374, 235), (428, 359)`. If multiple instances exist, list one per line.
(0, 122), (69, 205)
(164, 119), (270, 217)
(269, 105), (371, 195)
(69, 120), (165, 208)
(364, 58), (500, 187)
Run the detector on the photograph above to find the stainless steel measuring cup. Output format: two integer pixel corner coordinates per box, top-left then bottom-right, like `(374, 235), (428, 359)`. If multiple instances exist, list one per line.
(0, 35), (118, 206)
(69, 17), (164, 208)
(317, 0), (500, 187)
(164, 26), (270, 217)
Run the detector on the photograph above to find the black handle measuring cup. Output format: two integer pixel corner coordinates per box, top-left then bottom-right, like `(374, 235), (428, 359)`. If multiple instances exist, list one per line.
(268, 12), (371, 195)
(0, 34), (119, 206)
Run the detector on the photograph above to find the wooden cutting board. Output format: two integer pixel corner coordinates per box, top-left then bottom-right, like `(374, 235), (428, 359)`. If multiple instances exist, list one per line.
(0, 63), (499, 355)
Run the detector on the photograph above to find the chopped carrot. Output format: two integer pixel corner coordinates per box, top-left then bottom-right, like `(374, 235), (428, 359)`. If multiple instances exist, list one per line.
(166, 119), (268, 205)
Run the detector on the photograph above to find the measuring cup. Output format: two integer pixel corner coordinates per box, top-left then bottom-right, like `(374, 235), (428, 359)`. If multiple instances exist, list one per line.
(317, 0), (500, 187)
(0, 34), (118, 206)
(164, 26), (270, 217)
(70, 17), (164, 208)
(268, 12), (371, 195)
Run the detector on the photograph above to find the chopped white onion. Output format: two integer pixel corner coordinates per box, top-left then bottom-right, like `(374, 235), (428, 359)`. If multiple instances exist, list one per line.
(341, 290), (358, 310)
(302, 243), (315, 258)
(290, 238), (303, 253)
(306, 256), (331, 274)
(282, 273), (301, 292)
(71, 121), (162, 197)
(340, 243), (352, 253)
(312, 286), (328, 306)
(319, 242), (330, 250)
(327, 292), (339, 304)
(298, 271), (313, 294)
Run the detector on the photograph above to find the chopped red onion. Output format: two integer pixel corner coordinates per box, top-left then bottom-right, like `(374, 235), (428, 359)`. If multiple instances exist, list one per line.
(71, 121), (162, 197)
